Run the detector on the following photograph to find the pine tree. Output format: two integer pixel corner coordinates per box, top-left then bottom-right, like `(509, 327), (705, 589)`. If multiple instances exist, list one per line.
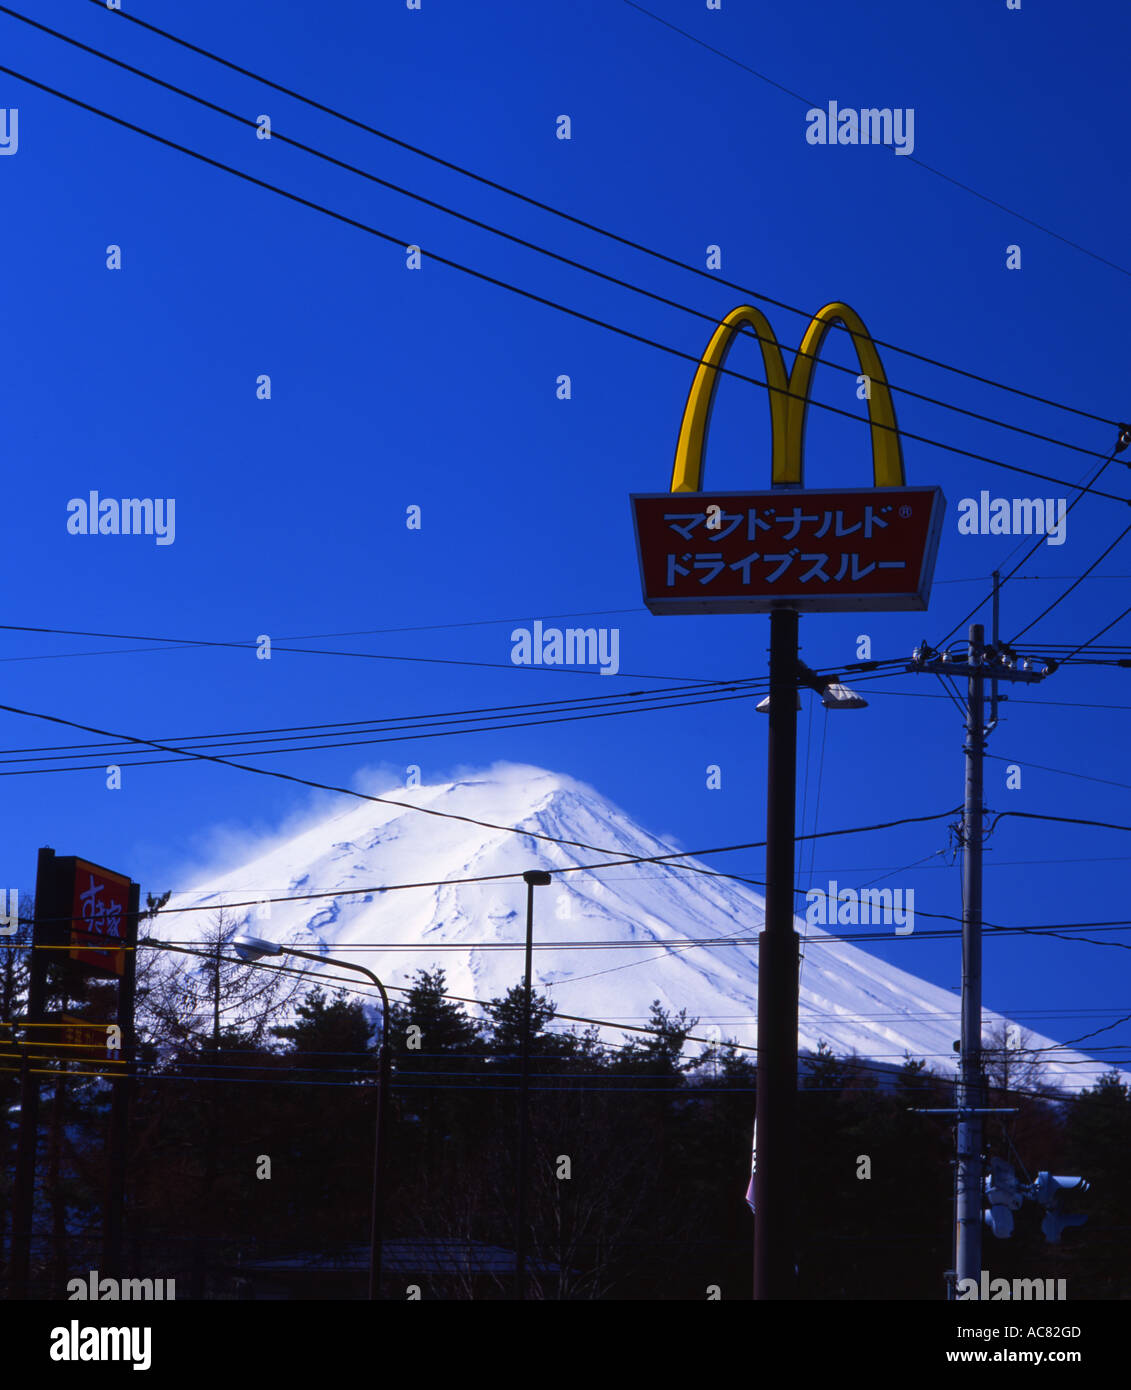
(483, 982), (559, 1055)
(273, 986), (374, 1076)
(1064, 1070), (1131, 1296)
(619, 1000), (699, 1080)
(389, 966), (479, 1061)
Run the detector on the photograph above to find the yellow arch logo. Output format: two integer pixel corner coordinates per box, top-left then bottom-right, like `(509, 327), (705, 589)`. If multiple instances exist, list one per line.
(670, 302), (905, 493)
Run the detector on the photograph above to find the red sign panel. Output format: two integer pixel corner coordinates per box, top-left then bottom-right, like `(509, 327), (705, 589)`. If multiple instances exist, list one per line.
(34, 1014), (120, 1063)
(69, 859), (131, 976)
(632, 486), (945, 613)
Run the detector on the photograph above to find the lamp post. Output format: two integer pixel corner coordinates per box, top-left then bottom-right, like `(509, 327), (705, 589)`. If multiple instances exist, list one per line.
(142, 934), (392, 1301)
(515, 869), (551, 1300)
(754, 656), (868, 1299)
(232, 935), (391, 1302)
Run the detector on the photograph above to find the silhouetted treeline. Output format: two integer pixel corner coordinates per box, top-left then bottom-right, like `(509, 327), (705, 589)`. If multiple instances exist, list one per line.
(2, 946), (1125, 1299)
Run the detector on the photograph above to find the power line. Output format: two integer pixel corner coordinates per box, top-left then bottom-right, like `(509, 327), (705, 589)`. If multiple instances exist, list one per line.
(3, 802), (962, 938)
(990, 809), (1131, 836)
(0, 677), (763, 759)
(15, 792), (1119, 947)
(1059, 602), (1131, 664)
(2, 1056), (1117, 1099)
(0, 606), (649, 665)
(1014, 644), (1131, 654)
(10, 946), (1125, 1095)
(868, 686), (1131, 713)
(12, 946), (1123, 1092)
(0, 671), (960, 889)
(77, 0), (1122, 431)
(138, 919), (1131, 950)
(2, 61), (1127, 506)
(935, 448), (1124, 646)
(1023, 1010), (1131, 1057)
(0, 692), (707, 863)
(1, 5), (1116, 472)
(0, 687), (767, 777)
(0, 619), (710, 685)
(937, 574), (1131, 585)
(621, 0), (1131, 286)
(985, 751), (1131, 795)
(102, 1000), (1131, 1040)
(1010, 518), (1131, 643)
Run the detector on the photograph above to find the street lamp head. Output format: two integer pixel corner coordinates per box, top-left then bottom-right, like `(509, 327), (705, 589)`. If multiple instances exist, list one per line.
(523, 870), (552, 887)
(232, 934), (282, 962)
(819, 682), (868, 710)
(755, 692), (803, 713)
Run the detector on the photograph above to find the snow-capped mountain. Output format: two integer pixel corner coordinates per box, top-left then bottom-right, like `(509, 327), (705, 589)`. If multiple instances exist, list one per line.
(157, 764), (1114, 1091)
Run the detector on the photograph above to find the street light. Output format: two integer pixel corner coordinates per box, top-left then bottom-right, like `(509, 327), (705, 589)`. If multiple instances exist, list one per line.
(232, 936), (392, 1301)
(753, 648), (867, 1297)
(818, 682), (868, 710)
(143, 934), (393, 1299)
(515, 870), (551, 1300)
(756, 671), (869, 713)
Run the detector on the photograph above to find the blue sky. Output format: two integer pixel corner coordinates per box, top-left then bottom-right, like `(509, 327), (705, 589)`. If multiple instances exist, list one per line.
(2, 0), (1130, 1066)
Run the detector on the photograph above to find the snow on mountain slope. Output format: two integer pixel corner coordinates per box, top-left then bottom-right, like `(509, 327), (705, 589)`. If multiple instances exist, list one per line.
(158, 764), (1115, 1091)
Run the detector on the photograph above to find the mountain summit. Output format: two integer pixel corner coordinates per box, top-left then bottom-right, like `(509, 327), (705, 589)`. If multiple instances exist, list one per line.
(162, 764), (1111, 1090)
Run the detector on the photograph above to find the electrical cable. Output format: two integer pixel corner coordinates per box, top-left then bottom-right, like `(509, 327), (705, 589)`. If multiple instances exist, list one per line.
(0, 4), (1115, 471)
(0, 619), (711, 686)
(77, 0), (1124, 429)
(0, 687), (767, 777)
(1009, 519), (1131, 643)
(621, 0), (1131, 286)
(0, 60), (1125, 505)
(1058, 604), (1131, 665)
(0, 676), (766, 759)
(0, 689), (961, 893)
(935, 447), (1124, 647)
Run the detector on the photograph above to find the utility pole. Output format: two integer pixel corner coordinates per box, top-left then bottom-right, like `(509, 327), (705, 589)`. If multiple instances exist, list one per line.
(753, 606), (801, 1300)
(956, 623), (986, 1290)
(515, 869), (551, 1300)
(908, 626), (1053, 1295)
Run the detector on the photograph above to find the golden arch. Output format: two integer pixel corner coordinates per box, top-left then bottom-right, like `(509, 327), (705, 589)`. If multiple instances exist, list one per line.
(670, 302), (905, 492)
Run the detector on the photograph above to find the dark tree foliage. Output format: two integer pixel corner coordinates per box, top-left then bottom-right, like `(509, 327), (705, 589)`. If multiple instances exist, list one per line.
(482, 983), (560, 1055)
(389, 967), (480, 1059)
(273, 987), (374, 1074)
(1062, 1071), (1131, 1297)
(6, 951), (1122, 1300)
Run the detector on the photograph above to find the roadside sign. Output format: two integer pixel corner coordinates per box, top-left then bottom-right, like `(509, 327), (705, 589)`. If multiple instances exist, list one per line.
(632, 485), (945, 614)
(67, 859), (131, 976)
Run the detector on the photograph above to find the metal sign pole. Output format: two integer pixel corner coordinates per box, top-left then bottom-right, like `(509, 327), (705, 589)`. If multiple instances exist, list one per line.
(753, 607), (801, 1299)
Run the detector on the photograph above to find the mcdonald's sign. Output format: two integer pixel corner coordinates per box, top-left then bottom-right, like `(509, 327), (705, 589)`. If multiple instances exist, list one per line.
(632, 302), (944, 613)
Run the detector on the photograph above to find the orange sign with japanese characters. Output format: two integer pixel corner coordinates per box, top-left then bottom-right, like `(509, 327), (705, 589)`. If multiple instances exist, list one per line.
(68, 858), (131, 976)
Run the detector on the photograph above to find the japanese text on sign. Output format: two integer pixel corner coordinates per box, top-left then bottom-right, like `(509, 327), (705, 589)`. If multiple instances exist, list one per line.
(631, 487), (945, 614)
